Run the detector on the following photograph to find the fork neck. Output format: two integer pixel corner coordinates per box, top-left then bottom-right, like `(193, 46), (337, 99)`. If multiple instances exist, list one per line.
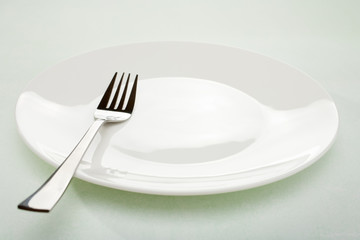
(94, 109), (131, 122)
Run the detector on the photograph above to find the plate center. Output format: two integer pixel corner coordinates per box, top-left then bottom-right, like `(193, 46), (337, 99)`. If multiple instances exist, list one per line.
(107, 77), (266, 164)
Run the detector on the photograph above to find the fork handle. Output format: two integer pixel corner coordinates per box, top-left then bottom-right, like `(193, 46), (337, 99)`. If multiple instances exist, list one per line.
(18, 119), (105, 212)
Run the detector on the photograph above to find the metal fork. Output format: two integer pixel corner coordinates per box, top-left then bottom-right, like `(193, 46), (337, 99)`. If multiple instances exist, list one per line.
(18, 72), (138, 212)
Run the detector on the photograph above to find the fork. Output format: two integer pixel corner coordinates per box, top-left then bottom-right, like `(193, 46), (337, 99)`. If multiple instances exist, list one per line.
(18, 72), (138, 212)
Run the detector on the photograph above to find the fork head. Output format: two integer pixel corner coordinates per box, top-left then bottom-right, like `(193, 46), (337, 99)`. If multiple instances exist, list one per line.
(94, 72), (138, 122)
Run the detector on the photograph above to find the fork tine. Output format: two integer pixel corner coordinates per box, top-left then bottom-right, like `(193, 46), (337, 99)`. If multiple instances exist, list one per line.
(97, 72), (118, 109)
(124, 74), (138, 113)
(108, 72), (125, 109)
(117, 73), (131, 110)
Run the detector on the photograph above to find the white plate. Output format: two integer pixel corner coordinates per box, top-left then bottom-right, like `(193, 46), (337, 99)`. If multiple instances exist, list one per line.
(16, 42), (339, 195)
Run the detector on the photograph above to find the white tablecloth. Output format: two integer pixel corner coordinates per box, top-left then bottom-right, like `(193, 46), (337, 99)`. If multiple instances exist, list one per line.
(1, 1), (359, 239)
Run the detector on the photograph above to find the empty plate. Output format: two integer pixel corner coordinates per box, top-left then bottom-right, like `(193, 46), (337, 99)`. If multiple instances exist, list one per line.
(16, 42), (339, 195)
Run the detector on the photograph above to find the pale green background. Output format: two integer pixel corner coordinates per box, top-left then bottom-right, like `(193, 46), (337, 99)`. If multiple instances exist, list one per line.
(1, 0), (360, 239)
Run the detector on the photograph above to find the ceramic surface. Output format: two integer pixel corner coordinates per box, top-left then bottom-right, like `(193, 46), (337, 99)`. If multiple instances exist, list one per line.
(16, 42), (339, 195)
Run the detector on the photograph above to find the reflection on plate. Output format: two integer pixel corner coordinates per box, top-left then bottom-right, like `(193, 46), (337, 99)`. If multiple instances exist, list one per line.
(16, 42), (338, 195)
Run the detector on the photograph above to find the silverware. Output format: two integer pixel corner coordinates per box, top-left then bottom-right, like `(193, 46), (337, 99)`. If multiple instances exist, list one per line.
(18, 72), (138, 212)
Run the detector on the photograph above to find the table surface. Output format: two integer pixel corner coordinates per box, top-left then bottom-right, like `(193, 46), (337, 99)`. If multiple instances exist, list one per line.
(1, 0), (359, 239)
